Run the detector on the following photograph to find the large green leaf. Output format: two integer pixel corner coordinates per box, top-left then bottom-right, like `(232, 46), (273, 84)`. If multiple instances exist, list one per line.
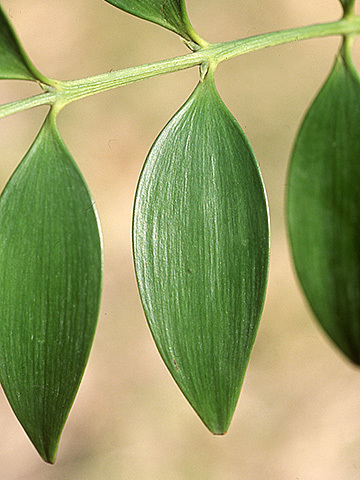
(0, 112), (103, 462)
(286, 52), (360, 364)
(105, 0), (198, 43)
(0, 4), (42, 80)
(133, 76), (269, 433)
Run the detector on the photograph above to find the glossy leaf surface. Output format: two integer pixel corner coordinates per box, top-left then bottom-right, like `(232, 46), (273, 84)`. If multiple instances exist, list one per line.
(133, 77), (269, 433)
(0, 4), (40, 80)
(0, 113), (103, 462)
(105, 0), (195, 42)
(287, 54), (360, 364)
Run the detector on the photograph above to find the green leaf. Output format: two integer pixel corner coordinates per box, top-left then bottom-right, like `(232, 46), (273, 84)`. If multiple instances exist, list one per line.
(339, 0), (355, 14)
(286, 52), (360, 364)
(104, 0), (199, 44)
(0, 112), (103, 462)
(133, 76), (269, 433)
(0, 4), (42, 80)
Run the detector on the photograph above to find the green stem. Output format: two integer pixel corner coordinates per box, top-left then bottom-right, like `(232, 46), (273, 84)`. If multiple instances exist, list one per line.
(213, 16), (360, 63)
(0, 91), (57, 119)
(1, 16), (360, 119)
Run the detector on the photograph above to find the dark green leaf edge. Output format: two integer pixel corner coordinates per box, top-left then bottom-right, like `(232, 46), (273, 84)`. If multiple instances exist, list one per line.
(104, 0), (207, 47)
(0, 4), (49, 82)
(0, 111), (103, 462)
(286, 46), (360, 364)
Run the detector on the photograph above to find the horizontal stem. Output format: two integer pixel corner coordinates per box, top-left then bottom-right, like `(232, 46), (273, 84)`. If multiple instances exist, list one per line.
(0, 91), (56, 120)
(213, 15), (360, 63)
(1, 15), (360, 119)
(57, 52), (204, 101)
(59, 17), (360, 101)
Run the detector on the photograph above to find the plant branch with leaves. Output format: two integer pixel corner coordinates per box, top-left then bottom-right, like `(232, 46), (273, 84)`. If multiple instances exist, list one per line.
(0, 0), (359, 465)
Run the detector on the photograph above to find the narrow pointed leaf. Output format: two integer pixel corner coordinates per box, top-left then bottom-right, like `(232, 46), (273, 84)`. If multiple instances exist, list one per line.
(286, 53), (360, 364)
(133, 77), (269, 433)
(0, 5), (42, 80)
(105, 0), (197, 42)
(0, 113), (103, 462)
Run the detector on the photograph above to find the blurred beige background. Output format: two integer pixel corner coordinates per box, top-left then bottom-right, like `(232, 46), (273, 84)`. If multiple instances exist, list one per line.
(1, 1), (360, 479)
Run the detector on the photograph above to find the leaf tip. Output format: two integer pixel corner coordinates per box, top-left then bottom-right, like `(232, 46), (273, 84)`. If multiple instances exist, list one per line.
(27, 431), (60, 464)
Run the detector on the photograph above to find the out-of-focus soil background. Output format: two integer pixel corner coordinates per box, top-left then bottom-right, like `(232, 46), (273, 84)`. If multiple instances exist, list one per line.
(1, 1), (360, 479)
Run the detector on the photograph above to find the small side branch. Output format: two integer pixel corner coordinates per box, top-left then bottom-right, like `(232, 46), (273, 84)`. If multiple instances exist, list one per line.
(0, 91), (57, 119)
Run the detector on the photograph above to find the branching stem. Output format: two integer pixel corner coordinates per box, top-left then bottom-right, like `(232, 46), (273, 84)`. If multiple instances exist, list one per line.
(1, 15), (360, 119)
